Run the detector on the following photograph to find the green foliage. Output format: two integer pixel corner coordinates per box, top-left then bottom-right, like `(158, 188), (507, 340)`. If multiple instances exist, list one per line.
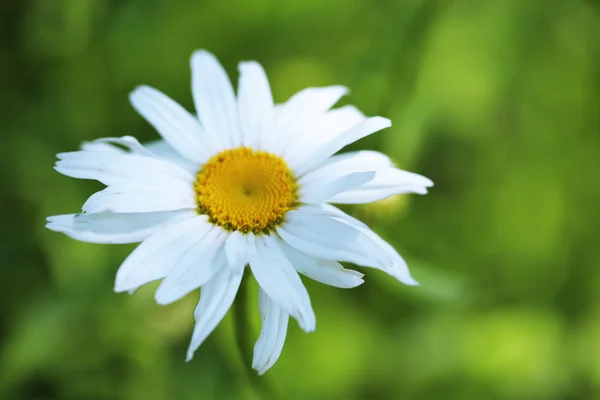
(1, 0), (599, 399)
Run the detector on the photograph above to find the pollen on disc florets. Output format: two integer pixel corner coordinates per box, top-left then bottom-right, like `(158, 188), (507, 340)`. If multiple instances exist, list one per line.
(195, 147), (298, 234)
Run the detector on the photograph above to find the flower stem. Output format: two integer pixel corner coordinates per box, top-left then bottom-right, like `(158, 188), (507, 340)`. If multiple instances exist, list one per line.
(233, 268), (279, 399)
(234, 268), (253, 368)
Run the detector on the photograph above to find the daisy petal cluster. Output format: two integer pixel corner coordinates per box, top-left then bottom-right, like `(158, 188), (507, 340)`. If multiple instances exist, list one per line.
(47, 50), (433, 374)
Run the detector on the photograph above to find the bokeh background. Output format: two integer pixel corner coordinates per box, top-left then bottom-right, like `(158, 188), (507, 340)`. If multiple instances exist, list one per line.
(1, 0), (600, 399)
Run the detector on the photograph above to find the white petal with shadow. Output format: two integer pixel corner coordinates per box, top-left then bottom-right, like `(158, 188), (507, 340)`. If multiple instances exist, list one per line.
(45, 210), (196, 244)
(143, 140), (199, 173)
(114, 216), (212, 292)
(277, 208), (418, 285)
(224, 230), (256, 272)
(81, 180), (195, 214)
(278, 240), (363, 288)
(252, 288), (289, 375)
(55, 151), (194, 186)
(129, 85), (215, 163)
(299, 171), (375, 204)
(186, 266), (243, 361)
(265, 86), (348, 154)
(237, 61), (274, 149)
(299, 150), (392, 184)
(290, 117), (391, 176)
(249, 235), (315, 332)
(283, 105), (366, 164)
(191, 50), (240, 150)
(155, 227), (228, 305)
(299, 149), (433, 203)
(329, 167), (433, 203)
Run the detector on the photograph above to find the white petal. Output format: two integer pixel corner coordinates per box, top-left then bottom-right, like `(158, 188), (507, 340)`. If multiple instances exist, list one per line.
(80, 141), (124, 153)
(279, 86), (348, 121)
(330, 168), (432, 203)
(277, 213), (376, 265)
(301, 204), (417, 284)
(300, 150), (433, 203)
(98, 136), (201, 175)
(303, 202), (368, 227)
(362, 167), (432, 188)
(277, 209), (418, 286)
(290, 116), (391, 176)
(81, 180), (196, 214)
(92, 136), (156, 157)
(278, 240), (363, 288)
(299, 150), (393, 184)
(224, 231), (256, 272)
(327, 149), (392, 165)
(142, 140), (199, 173)
(186, 266), (243, 361)
(45, 210), (196, 244)
(330, 185), (428, 204)
(55, 151), (194, 186)
(191, 50), (240, 150)
(282, 105), (366, 163)
(237, 61), (274, 149)
(264, 86), (348, 154)
(129, 85), (215, 163)
(252, 288), (289, 375)
(299, 171), (375, 204)
(249, 235), (315, 332)
(317, 150), (432, 189)
(114, 216), (211, 292)
(154, 227), (228, 305)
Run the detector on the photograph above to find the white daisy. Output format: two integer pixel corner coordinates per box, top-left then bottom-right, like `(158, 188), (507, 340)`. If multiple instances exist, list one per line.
(46, 50), (433, 374)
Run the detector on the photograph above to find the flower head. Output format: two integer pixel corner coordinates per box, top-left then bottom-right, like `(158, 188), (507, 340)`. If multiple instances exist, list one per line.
(47, 50), (433, 374)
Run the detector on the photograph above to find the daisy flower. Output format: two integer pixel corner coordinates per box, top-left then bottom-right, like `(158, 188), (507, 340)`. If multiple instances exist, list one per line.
(46, 50), (433, 374)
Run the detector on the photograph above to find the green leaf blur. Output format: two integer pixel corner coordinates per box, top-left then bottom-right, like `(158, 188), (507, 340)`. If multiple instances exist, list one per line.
(1, 0), (599, 399)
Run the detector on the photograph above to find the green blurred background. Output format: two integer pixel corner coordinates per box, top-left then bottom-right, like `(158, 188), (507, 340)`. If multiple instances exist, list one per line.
(1, 0), (600, 399)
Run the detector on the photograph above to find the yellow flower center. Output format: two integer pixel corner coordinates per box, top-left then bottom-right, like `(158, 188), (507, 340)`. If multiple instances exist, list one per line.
(195, 147), (298, 234)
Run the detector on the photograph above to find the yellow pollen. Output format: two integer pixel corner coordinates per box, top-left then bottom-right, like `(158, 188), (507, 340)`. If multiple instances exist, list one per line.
(195, 147), (298, 234)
